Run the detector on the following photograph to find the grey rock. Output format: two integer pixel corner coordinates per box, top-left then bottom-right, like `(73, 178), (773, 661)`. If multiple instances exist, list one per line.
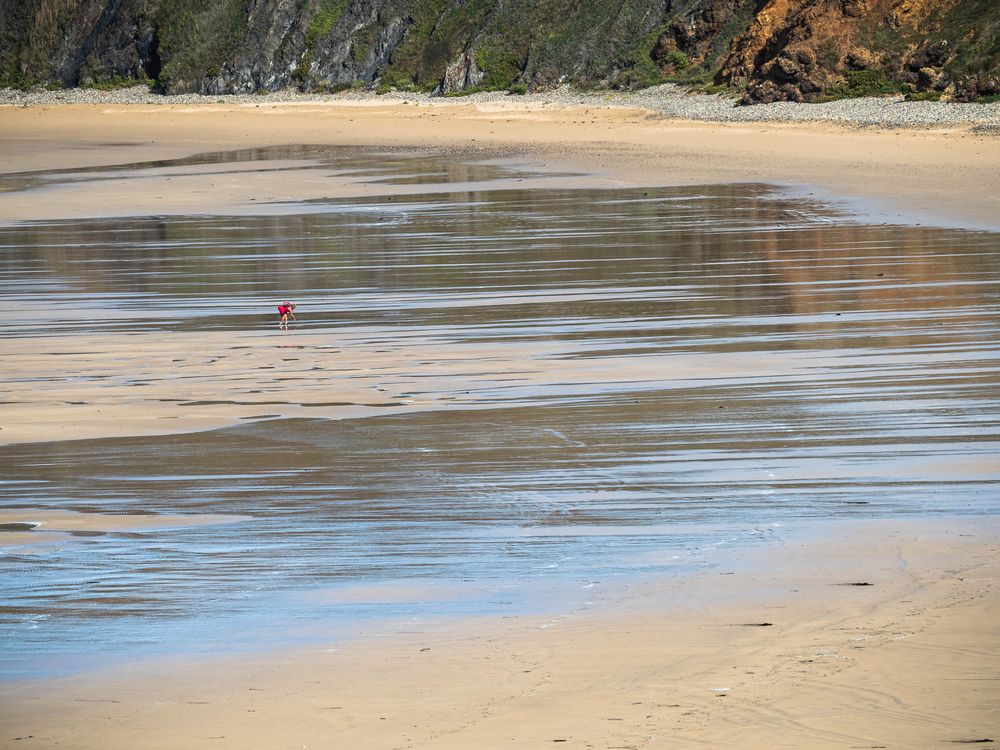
(441, 50), (483, 95)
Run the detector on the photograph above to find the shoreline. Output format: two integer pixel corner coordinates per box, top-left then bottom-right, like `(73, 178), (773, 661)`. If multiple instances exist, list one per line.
(2, 515), (996, 748)
(0, 96), (998, 232)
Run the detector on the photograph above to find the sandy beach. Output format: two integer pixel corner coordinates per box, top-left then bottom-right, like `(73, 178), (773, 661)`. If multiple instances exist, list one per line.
(1, 96), (998, 748)
(1, 98), (998, 230)
(1, 516), (996, 748)
(0, 98), (998, 445)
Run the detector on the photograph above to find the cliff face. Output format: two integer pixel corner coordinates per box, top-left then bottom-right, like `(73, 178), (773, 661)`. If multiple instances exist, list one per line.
(1, 0), (996, 103)
(718, 0), (1000, 102)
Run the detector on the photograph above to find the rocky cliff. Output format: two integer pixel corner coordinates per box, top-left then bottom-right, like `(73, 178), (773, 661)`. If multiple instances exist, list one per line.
(1, 0), (997, 103)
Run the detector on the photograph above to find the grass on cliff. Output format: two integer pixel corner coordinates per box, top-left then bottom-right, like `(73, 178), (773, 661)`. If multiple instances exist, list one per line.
(379, 0), (494, 91)
(80, 76), (156, 90)
(604, 0), (756, 90)
(306, 0), (349, 50)
(154, 0), (252, 92)
(666, 0), (757, 93)
(814, 69), (906, 101)
(855, 0), (1000, 98)
(611, 25), (677, 89)
(470, 0), (669, 90)
(293, 0), (349, 83)
(939, 0), (1000, 93)
(0, 0), (77, 87)
(372, 0), (755, 93)
(368, 0), (676, 94)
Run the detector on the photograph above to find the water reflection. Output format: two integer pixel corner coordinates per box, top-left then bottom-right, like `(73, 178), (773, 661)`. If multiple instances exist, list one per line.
(0, 158), (999, 678)
(2, 185), (996, 338)
(0, 145), (565, 198)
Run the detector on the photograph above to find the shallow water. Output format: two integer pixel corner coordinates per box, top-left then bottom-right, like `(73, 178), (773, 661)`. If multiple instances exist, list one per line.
(1, 149), (999, 678)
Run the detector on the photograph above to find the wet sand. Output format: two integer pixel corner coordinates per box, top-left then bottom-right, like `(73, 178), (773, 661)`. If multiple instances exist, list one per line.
(0, 101), (998, 230)
(2, 176), (998, 448)
(0, 103), (998, 746)
(1, 517), (996, 749)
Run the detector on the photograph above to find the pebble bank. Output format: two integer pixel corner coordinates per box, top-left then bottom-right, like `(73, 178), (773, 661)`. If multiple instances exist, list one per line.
(3, 83), (999, 132)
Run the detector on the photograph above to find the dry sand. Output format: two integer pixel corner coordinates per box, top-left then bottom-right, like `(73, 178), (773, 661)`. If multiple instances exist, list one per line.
(1, 101), (997, 748)
(1, 517), (996, 749)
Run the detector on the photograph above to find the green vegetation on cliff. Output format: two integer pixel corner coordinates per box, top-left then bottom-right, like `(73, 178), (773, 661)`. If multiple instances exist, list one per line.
(0, 0), (997, 102)
(0, 0), (77, 87)
(155, 0), (252, 89)
(380, 0), (494, 91)
(846, 0), (1000, 101)
(465, 0), (669, 91)
(293, 0), (349, 85)
(936, 0), (1000, 98)
(306, 0), (349, 50)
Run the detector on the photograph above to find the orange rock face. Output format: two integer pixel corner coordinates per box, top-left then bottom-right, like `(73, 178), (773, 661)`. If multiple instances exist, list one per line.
(715, 0), (988, 103)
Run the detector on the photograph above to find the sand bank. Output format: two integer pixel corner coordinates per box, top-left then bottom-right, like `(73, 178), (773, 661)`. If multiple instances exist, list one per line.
(0, 509), (249, 548)
(1, 516), (996, 748)
(0, 101), (998, 230)
(0, 326), (839, 446)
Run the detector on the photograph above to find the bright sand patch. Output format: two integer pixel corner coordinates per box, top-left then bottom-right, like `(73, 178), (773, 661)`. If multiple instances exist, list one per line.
(0, 101), (998, 230)
(0, 509), (249, 548)
(0, 326), (833, 445)
(0, 517), (996, 748)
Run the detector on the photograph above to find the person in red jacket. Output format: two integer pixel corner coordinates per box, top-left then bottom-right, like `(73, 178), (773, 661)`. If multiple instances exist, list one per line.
(277, 301), (296, 329)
